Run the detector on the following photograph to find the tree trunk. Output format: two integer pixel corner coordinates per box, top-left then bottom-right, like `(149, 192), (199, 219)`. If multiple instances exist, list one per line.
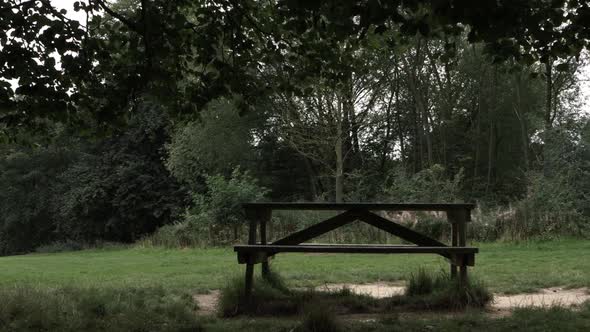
(544, 59), (553, 131)
(302, 157), (319, 200)
(486, 121), (496, 193)
(407, 62), (433, 167)
(335, 131), (344, 203)
(513, 74), (530, 171)
(543, 58), (553, 176)
(335, 101), (345, 203)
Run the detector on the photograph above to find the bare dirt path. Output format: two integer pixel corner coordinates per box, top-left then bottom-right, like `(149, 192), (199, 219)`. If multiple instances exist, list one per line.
(194, 290), (220, 316)
(193, 283), (590, 316)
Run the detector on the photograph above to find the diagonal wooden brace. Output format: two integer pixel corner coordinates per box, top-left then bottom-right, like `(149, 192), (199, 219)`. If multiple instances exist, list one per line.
(271, 210), (361, 245)
(356, 210), (451, 259)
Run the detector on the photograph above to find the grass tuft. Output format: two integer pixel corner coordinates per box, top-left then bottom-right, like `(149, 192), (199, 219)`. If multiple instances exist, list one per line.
(295, 302), (342, 332)
(406, 267), (437, 296)
(218, 270), (297, 317)
(391, 269), (493, 309)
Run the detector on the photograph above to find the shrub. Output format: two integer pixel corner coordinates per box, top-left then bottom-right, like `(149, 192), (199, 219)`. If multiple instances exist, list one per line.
(381, 164), (464, 203)
(506, 171), (588, 240)
(54, 102), (187, 243)
(0, 147), (76, 255)
(138, 222), (204, 248)
(185, 168), (268, 244)
(167, 98), (256, 187)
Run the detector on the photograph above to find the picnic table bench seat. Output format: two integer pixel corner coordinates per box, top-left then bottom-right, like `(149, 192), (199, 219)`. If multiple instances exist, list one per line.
(234, 244), (478, 266)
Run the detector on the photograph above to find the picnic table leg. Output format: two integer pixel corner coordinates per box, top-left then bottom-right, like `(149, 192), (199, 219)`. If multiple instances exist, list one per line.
(450, 222), (458, 279)
(244, 208), (258, 300)
(447, 208), (470, 285)
(260, 209), (271, 280)
(458, 220), (468, 285)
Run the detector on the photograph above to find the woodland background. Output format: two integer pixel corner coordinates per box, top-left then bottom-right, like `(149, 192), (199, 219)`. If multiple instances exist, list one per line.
(2, 0), (590, 255)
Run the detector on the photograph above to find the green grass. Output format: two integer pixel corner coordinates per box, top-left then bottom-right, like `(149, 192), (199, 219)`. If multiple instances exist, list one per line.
(0, 286), (202, 332)
(0, 238), (588, 294)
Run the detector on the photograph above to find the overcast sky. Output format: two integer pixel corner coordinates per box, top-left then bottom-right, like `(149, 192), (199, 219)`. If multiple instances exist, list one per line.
(44, 0), (590, 115)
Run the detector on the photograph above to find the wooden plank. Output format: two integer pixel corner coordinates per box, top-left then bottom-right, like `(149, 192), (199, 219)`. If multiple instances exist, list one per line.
(271, 210), (359, 245)
(243, 202), (476, 211)
(356, 211), (452, 258)
(234, 244), (478, 254)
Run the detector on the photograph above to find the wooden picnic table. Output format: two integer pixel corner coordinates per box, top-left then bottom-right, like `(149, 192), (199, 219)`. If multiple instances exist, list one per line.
(234, 202), (477, 299)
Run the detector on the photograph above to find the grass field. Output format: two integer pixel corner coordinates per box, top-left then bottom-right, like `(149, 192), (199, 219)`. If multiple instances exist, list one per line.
(1, 238), (589, 331)
(1, 238), (589, 294)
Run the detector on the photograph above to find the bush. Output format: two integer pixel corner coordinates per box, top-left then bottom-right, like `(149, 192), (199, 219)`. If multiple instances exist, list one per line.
(0, 147), (76, 255)
(506, 171), (588, 240)
(167, 98), (256, 187)
(381, 164), (464, 203)
(185, 168), (268, 244)
(0, 286), (202, 332)
(54, 102), (187, 243)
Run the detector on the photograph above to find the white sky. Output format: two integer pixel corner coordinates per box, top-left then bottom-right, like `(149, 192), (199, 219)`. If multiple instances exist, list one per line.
(18, 1), (590, 116)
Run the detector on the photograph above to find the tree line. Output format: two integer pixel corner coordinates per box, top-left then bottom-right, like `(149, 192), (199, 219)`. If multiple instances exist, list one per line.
(1, 1), (590, 254)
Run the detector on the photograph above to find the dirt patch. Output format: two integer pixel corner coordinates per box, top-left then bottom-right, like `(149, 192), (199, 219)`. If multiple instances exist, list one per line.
(314, 282), (405, 298)
(192, 284), (590, 316)
(318, 283), (590, 309)
(194, 290), (220, 316)
(492, 287), (590, 309)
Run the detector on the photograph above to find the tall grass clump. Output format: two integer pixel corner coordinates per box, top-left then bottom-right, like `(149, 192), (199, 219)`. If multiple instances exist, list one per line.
(0, 286), (202, 332)
(394, 269), (492, 310)
(406, 268), (437, 296)
(294, 303), (342, 332)
(218, 269), (297, 317)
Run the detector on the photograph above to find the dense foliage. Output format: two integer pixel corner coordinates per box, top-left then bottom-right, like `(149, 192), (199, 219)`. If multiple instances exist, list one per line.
(1, 1), (590, 253)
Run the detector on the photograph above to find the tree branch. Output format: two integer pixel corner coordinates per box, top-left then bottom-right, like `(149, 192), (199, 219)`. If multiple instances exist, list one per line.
(94, 0), (140, 33)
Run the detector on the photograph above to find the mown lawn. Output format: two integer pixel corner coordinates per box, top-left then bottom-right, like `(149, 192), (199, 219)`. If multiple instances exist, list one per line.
(0, 238), (589, 294)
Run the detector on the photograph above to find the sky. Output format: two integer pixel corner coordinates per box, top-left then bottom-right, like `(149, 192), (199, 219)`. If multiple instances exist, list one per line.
(29, 1), (590, 115)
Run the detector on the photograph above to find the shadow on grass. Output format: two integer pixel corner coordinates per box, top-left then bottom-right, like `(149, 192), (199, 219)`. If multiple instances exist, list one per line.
(218, 268), (493, 318)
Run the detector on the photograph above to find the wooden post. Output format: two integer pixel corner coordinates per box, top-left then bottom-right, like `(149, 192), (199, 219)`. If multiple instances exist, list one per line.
(244, 208), (258, 300)
(447, 208), (470, 284)
(458, 219), (467, 285)
(259, 208), (271, 280)
(450, 222), (458, 278)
